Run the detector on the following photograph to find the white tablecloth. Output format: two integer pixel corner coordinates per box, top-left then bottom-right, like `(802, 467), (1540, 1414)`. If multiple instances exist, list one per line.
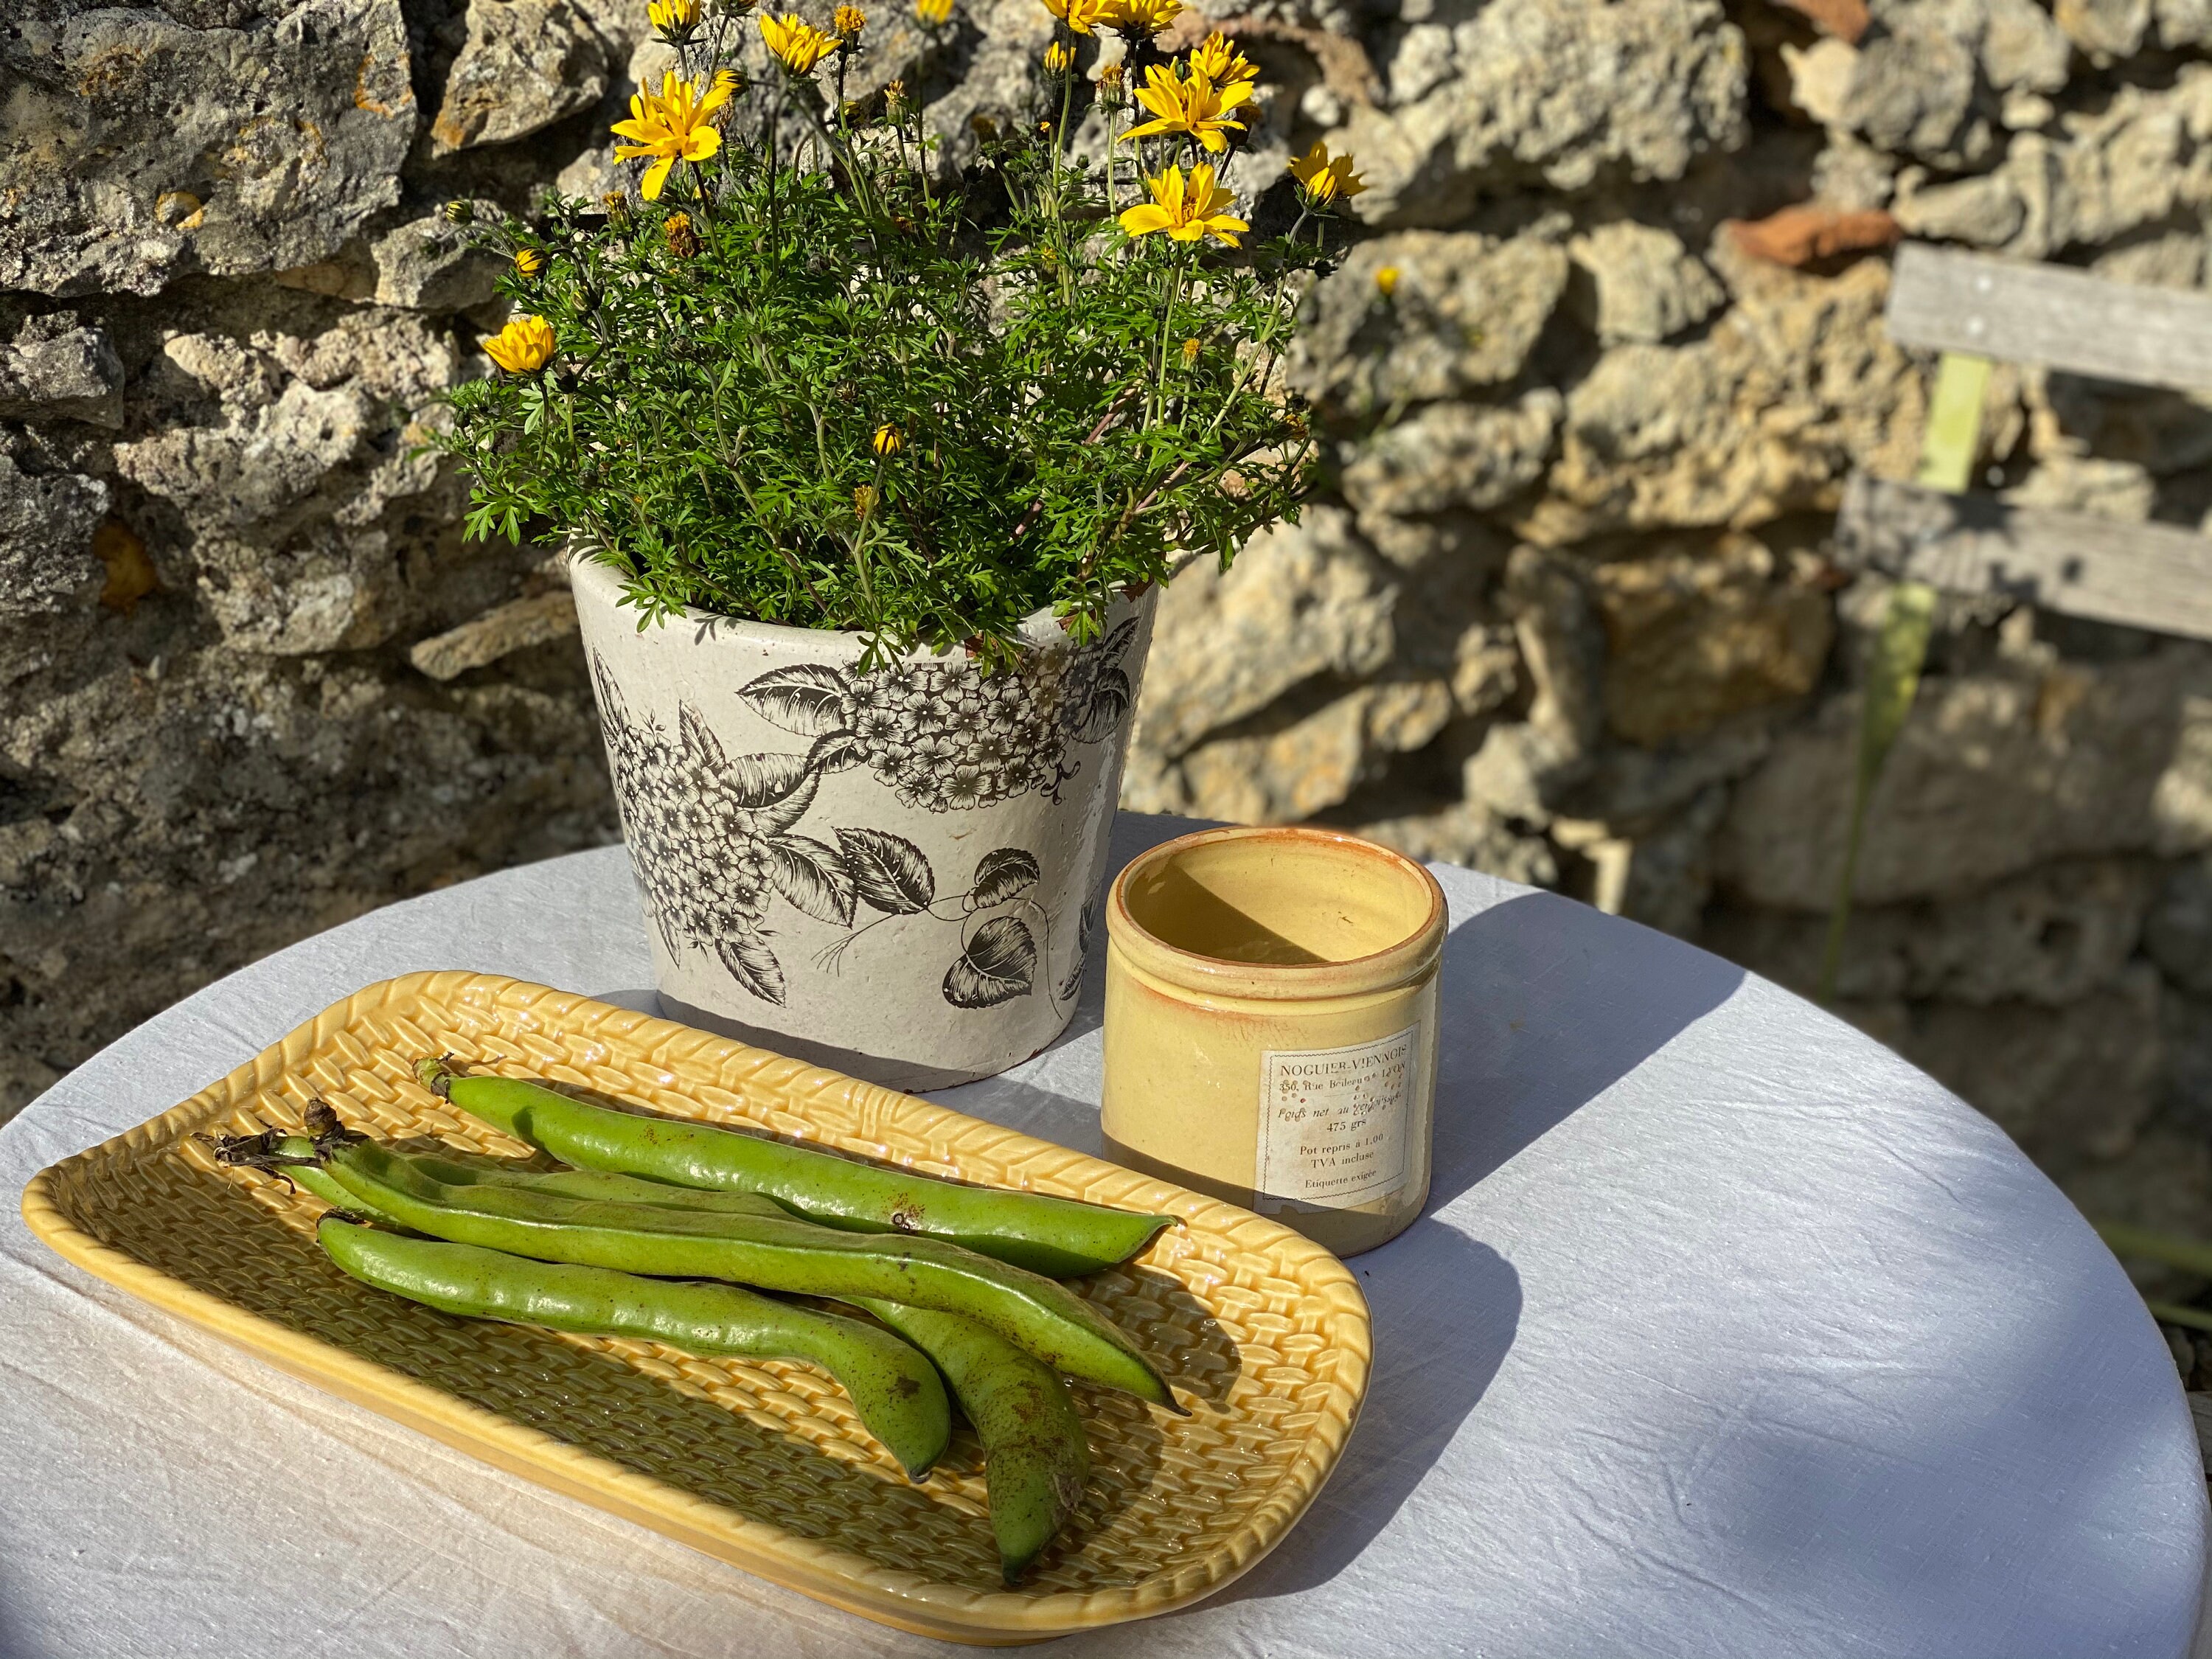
(1, 815), (2203, 1658)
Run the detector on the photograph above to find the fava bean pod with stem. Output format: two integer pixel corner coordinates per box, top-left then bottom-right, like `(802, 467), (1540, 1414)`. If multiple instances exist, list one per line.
(317, 1219), (953, 1476)
(418, 1058), (1176, 1279)
(316, 1137), (1180, 1409)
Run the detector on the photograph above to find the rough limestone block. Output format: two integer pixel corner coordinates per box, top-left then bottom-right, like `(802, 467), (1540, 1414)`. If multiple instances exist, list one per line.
(1566, 222), (1727, 346)
(0, 458), (110, 619)
(1716, 647), (2212, 910)
(1130, 507), (1397, 764)
(1588, 532), (1834, 748)
(1340, 391), (1562, 518)
(410, 591), (581, 681)
(1143, 678), (1455, 824)
(1706, 856), (2157, 1006)
(0, 322), (125, 428)
(2148, 854), (2212, 997)
(372, 209), (507, 310)
(1839, 13), (1992, 167)
(2056, 0), (2153, 57)
(1288, 232), (1570, 411)
(431, 0), (611, 153)
(1336, 0), (1749, 228)
(1526, 251), (1921, 543)
(0, 0), (416, 295)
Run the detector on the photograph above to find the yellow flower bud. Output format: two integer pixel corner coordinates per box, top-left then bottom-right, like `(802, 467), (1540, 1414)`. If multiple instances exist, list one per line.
(872, 423), (904, 456)
(914, 0), (953, 24)
(1374, 264), (1400, 299)
(854, 484), (879, 515)
(664, 212), (701, 257)
(513, 247), (544, 277)
(1043, 40), (1074, 72)
(833, 2), (866, 37)
(1181, 335), (1200, 364)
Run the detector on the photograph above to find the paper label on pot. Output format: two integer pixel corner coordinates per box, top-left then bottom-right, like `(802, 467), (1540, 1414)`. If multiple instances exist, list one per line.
(1255, 1025), (1419, 1211)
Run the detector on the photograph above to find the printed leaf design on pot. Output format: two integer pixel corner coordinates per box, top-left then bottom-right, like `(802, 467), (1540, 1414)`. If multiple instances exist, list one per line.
(738, 662), (853, 736)
(807, 729), (866, 773)
(970, 846), (1042, 909)
(768, 833), (858, 926)
(1056, 895), (1097, 1004)
(1070, 665), (1133, 745)
(837, 826), (936, 914)
(731, 754), (820, 834)
(945, 916), (1038, 1008)
(718, 931), (788, 1006)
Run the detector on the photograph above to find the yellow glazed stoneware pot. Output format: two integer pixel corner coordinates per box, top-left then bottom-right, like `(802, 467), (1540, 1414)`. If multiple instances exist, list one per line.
(1101, 825), (1447, 1257)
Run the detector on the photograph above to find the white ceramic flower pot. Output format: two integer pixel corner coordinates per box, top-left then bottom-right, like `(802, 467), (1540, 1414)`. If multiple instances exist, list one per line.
(570, 552), (1158, 1091)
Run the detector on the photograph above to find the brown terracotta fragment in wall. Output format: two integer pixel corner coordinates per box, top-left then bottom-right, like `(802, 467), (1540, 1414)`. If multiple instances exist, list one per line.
(1725, 205), (1902, 268)
(1770, 0), (1871, 44)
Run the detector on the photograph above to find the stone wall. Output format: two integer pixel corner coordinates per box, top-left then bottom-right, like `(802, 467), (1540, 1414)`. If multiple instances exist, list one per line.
(5, 0), (2212, 1249)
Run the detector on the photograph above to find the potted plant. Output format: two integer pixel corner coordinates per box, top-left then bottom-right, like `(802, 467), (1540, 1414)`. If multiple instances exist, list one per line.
(432, 0), (1360, 1088)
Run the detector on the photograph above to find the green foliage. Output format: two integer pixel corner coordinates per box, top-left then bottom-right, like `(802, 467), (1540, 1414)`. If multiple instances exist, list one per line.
(432, 21), (1329, 664)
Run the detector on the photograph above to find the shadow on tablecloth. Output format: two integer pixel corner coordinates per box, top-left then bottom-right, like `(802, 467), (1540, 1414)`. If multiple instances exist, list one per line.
(1220, 895), (1743, 1602)
(1427, 891), (1747, 1210)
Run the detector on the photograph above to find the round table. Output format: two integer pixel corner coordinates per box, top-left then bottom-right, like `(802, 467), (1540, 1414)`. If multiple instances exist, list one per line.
(2, 815), (2204, 1657)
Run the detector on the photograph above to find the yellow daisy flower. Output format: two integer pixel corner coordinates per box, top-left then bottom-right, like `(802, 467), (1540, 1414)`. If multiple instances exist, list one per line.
(1121, 63), (1250, 153)
(915, 0), (953, 23)
(481, 315), (556, 374)
(1189, 30), (1256, 86)
(610, 72), (738, 200)
(1117, 163), (1247, 246)
(760, 11), (838, 73)
(1098, 0), (1178, 32)
(1288, 139), (1366, 204)
(1040, 0), (1105, 35)
(648, 0), (700, 35)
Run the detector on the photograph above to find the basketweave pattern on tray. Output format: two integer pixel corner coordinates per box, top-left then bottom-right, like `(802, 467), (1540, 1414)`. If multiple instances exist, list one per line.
(23, 973), (1371, 1640)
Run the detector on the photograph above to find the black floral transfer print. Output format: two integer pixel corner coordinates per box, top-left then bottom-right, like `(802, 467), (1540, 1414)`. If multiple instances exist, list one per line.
(591, 619), (1136, 1009)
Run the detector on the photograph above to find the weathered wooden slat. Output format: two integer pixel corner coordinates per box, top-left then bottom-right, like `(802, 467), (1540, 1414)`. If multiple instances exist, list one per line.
(1885, 243), (2212, 394)
(1835, 473), (2212, 641)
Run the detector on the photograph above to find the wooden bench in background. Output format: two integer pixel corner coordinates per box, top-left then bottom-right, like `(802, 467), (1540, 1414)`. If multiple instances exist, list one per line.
(1835, 243), (2212, 642)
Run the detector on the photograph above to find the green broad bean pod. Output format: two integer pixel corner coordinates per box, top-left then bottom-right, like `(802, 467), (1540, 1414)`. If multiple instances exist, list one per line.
(320, 1139), (1181, 1411)
(388, 1150), (797, 1220)
(317, 1219), (952, 1476)
(856, 1298), (1091, 1584)
(420, 1059), (1175, 1279)
(215, 1134), (793, 1228)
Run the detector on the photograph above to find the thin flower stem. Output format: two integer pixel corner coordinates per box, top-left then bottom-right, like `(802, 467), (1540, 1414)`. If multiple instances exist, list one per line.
(1150, 255), (1183, 422)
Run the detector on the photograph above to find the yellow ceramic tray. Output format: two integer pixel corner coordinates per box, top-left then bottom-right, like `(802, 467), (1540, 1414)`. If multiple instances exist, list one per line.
(20, 972), (1371, 1644)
